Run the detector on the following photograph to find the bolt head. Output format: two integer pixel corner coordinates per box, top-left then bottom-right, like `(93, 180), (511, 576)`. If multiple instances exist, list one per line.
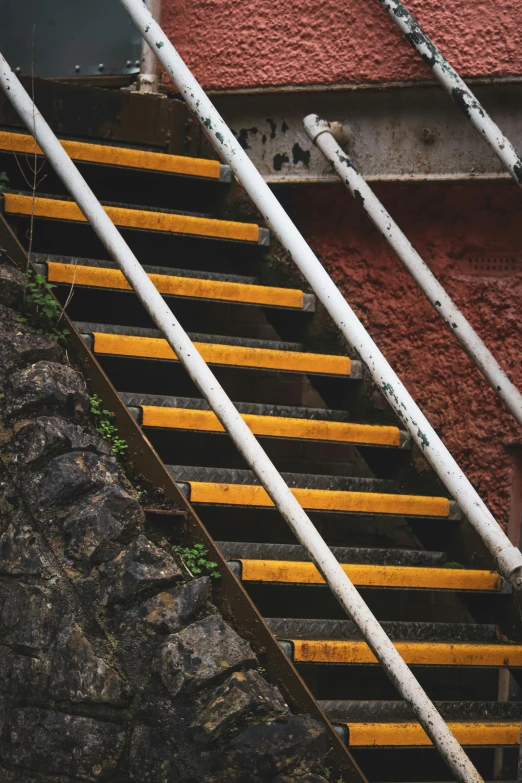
(75, 65), (81, 72)
(98, 63), (104, 71)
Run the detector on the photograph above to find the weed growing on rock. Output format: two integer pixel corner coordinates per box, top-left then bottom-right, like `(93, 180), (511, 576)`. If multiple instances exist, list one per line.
(89, 394), (128, 455)
(173, 543), (221, 579)
(17, 269), (68, 342)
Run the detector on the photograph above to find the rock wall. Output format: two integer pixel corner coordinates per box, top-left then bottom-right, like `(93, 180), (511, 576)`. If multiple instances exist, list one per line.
(0, 263), (330, 783)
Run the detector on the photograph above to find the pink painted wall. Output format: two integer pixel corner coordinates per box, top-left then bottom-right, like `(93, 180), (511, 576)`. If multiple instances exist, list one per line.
(288, 181), (521, 526)
(163, 0), (522, 89)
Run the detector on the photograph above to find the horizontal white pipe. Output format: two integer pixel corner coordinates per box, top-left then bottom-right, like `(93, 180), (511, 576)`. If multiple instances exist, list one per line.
(117, 0), (522, 588)
(304, 115), (522, 429)
(377, 0), (522, 188)
(0, 45), (483, 783)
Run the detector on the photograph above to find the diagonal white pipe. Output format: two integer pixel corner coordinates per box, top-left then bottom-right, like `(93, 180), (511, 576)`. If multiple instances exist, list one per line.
(0, 45), (484, 783)
(376, 0), (522, 189)
(116, 0), (522, 589)
(303, 114), (522, 429)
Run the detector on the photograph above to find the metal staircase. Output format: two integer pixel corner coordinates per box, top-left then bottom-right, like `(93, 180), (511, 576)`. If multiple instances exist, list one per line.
(1, 127), (521, 782)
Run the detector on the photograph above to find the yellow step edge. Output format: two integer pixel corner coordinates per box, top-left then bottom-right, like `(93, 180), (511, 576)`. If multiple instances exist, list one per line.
(141, 405), (401, 446)
(291, 639), (522, 667)
(3, 193), (260, 243)
(92, 332), (352, 376)
(0, 130), (222, 179)
(188, 482), (451, 517)
(46, 261), (304, 309)
(345, 721), (521, 747)
(238, 560), (501, 591)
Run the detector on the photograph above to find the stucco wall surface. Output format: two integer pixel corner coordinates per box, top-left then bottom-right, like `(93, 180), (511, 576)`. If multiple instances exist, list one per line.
(287, 182), (522, 526)
(162, 0), (522, 90)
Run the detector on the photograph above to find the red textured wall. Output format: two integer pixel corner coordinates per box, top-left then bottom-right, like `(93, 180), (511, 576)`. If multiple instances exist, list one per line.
(288, 182), (521, 526)
(162, 0), (522, 89)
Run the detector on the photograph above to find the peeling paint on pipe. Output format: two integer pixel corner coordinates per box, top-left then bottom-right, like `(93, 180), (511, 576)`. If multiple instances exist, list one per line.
(377, 0), (522, 187)
(304, 114), (522, 428)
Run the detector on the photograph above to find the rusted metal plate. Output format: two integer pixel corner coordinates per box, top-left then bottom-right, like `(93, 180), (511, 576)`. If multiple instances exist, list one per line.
(0, 78), (209, 156)
(211, 82), (522, 183)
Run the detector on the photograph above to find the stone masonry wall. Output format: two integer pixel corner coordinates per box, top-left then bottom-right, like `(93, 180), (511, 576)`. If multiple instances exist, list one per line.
(0, 263), (330, 783)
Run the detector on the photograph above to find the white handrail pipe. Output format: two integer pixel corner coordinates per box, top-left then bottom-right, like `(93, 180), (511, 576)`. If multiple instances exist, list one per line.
(303, 114), (522, 429)
(117, 0), (522, 591)
(0, 50), (484, 783)
(376, 0), (522, 189)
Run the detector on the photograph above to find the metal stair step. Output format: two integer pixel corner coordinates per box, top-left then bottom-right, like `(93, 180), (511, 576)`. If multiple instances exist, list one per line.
(3, 192), (270, 245)
(41, 255), (315, 311)
(321, 700), (522, 721)
(265, 619), (499, 642)
(278, 639), (522, 667)
(122, 392), (407, 447)
(167, 465), (459, 518)
(230, 559), (503, 591)
(334, 719), (522, 747)
(0, 129), (232, 181)
(34, 253), (259, 283)
(216, 541), (444, 566)
(78, 322), (361, 377)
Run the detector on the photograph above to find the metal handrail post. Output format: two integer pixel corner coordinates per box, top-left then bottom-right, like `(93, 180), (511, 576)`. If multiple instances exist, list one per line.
(117, 0), (522, 590)
(303, 114), (522, 429)
(375, 0), (522, 188)
(138, 0), (162, 93)
(518, 724), (522, 783)
(0, 51), (484, 783)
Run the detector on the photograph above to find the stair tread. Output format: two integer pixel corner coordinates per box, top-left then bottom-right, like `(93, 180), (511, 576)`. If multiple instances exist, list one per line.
(76, 321), (304, 351)
(321, 700), (522, 721)
(0, 129), (232, 181)
(280, 638), (522, 667)
(42, 256), (314, 311)
(35, 253), (259, 284)
(336, 719), (521, 747)
(233, 559), (502, 591)
(265, 618), (498, 642)
(123, 393), (407, 446)
(217, 541), (445, 566)
(169, 465), (458, 518)
(4, 192), (270, 245)
(168, 465), (397, 491)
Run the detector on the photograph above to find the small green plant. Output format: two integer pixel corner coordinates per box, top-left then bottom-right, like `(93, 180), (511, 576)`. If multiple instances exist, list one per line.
(0, 172), (9, 193)
(17, 269), (68, 342)
(89, 394), (128, 455)
(173, 543), (221, 579)
(442, 561), (465, 569)
(257, 665), (267, 675)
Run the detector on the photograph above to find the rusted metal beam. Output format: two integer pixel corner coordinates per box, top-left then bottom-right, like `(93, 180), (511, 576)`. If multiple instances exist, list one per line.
(208, 82), (522, 184)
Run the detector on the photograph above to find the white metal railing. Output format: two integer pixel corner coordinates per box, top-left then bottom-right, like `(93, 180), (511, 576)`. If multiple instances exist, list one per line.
(376, 0), (522, 189)
(303, 114), (522, 429)
(0, 50), (484, 783)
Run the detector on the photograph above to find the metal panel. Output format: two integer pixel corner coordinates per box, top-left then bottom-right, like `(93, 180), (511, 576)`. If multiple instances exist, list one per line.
(211, 83), (522, 183)
(0, 0), (141, 78)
